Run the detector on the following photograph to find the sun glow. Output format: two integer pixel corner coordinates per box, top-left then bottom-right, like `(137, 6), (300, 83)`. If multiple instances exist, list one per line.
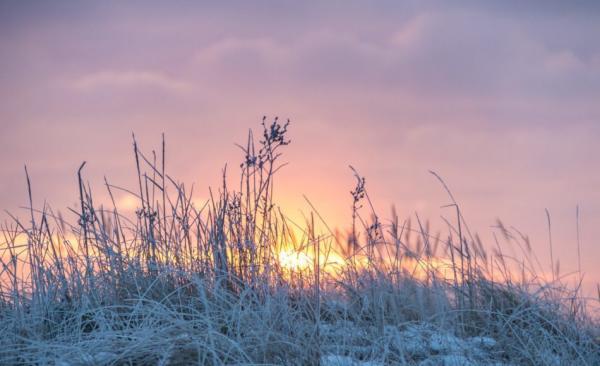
(278, 249), (312, 271)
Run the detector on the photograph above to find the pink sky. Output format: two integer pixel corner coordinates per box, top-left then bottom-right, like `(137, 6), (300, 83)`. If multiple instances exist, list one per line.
(1, 2), (600, 296)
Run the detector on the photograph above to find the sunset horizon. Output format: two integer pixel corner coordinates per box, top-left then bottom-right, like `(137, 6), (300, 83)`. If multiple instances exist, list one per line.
(1, 2), (599, 365)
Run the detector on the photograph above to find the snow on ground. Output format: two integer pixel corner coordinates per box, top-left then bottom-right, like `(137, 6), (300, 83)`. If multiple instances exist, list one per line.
(320, 323), (513, 366)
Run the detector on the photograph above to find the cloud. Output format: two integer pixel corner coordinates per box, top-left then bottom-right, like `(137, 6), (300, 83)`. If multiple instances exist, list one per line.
(187, 9), (600, 104)
(71, 70), (192, 92)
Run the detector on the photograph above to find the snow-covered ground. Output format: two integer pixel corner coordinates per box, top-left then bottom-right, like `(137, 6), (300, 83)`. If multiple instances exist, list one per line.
(319, 322), (559, 366)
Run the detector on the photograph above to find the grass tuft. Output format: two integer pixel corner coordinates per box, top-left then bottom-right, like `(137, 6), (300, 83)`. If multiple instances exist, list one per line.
(1, 119), (598, 365)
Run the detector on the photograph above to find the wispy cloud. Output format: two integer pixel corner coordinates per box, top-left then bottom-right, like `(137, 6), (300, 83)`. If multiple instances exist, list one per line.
(71, 70), (192, 92)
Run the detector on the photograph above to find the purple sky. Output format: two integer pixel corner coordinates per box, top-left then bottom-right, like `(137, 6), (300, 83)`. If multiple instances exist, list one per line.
(1, 2), (600, 293)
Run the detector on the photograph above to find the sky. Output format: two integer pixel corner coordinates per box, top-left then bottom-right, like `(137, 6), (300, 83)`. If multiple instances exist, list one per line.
(1, 1), (600, 294)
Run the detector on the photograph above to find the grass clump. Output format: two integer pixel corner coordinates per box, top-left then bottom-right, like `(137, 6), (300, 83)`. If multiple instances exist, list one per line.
(0, 118), (598, 365)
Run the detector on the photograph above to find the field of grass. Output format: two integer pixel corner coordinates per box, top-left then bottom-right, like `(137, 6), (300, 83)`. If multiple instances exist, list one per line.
(1, 118), (598, 365)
